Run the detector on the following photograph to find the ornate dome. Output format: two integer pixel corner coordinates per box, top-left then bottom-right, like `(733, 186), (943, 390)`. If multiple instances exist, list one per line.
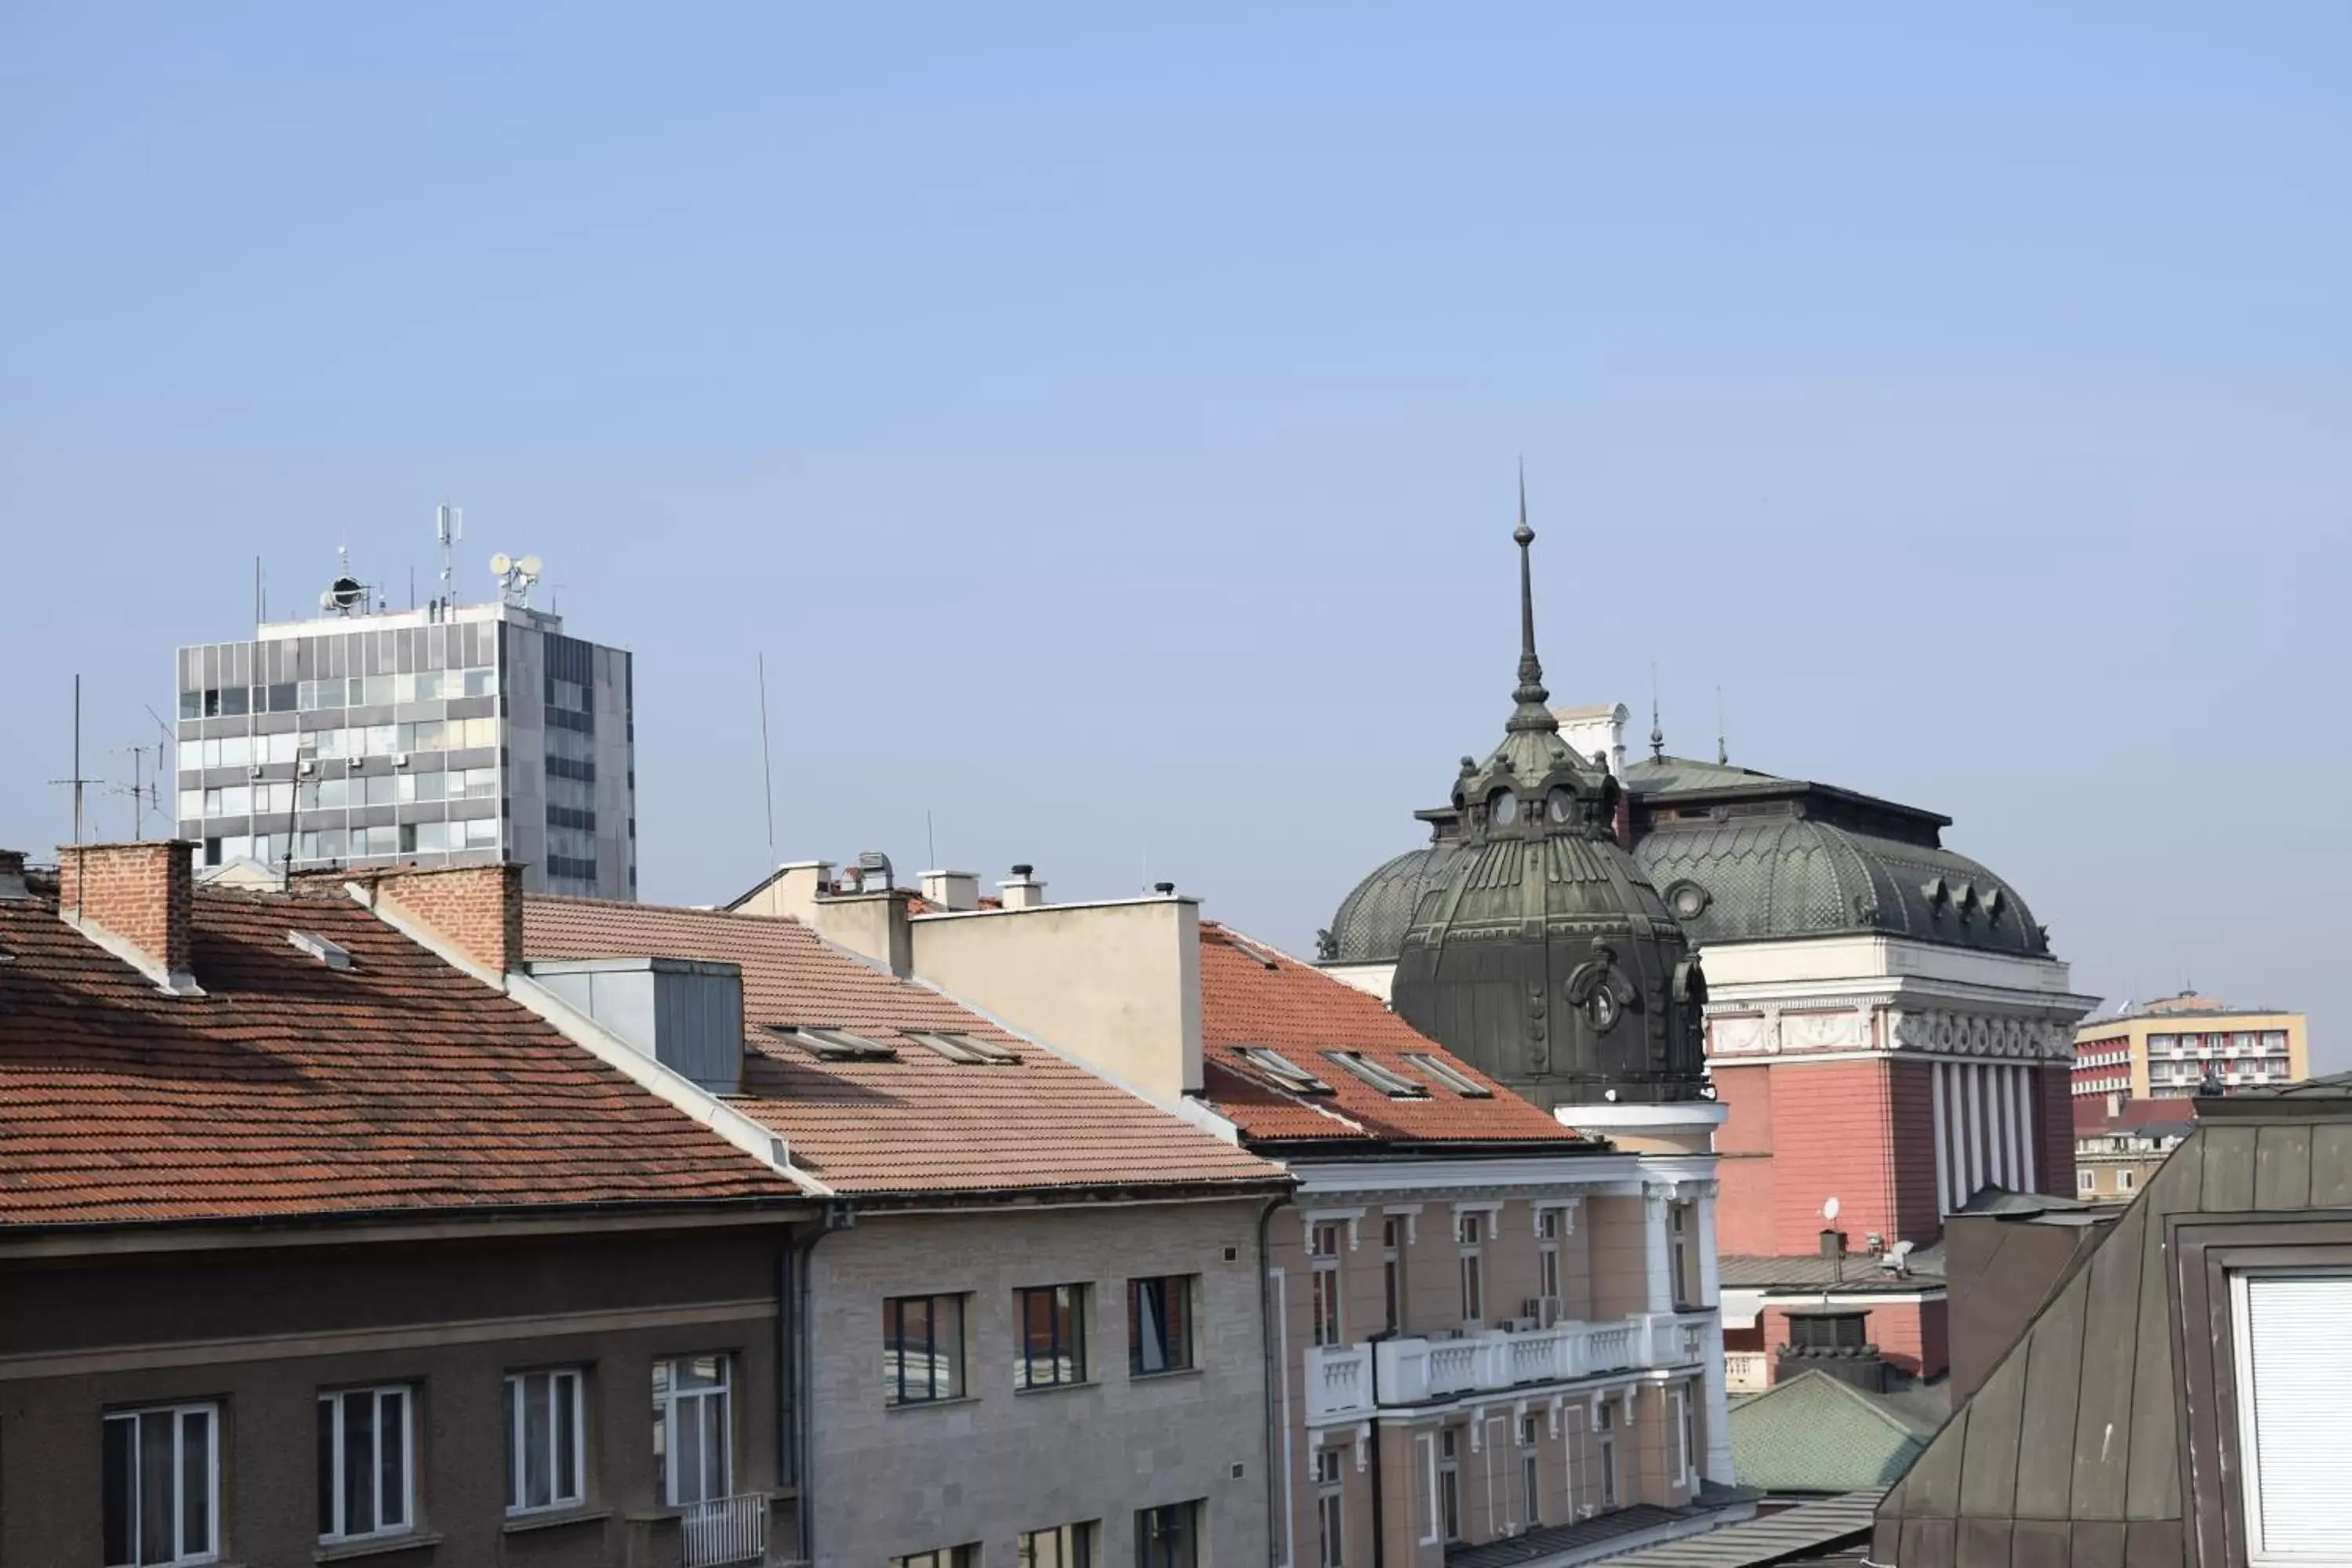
(1388, 494), (1708, 1111)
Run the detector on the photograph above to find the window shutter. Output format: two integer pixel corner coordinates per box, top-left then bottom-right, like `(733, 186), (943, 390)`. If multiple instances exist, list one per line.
(2239, 1275), (2352, 1558)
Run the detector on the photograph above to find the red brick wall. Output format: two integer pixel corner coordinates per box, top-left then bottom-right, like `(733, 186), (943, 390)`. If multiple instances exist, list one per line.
(1889, 1055), (1942, 1244)
(1711, 1063), (1777, 1255)
(1766, 1058), (1899, 1256)
(2037, 1062), (2076, 1198)
(58, 840), (194, 977)
(376, 864), (522, 975)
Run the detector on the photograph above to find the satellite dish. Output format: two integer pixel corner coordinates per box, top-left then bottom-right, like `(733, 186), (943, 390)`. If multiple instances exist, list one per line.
(488, 552), (513, 576)
(318, 575), (365, 613)
(1821, 1196), (1842, 1222)
(516, 554), (543, 579)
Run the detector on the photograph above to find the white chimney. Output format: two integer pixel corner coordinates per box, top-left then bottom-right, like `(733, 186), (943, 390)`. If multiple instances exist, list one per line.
(920, 869), (982, 913)
(999, 863), (1048, 910)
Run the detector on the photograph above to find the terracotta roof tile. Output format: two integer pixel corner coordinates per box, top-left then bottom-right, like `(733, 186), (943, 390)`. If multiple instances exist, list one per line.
(0, 887), (801, 1228)
(1196, 923), (1588, 1148)
(523, 897), (1285, 1198)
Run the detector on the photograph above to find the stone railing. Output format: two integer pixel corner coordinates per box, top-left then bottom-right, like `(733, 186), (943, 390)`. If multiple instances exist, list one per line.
(1313, 1311), (1714, 1417)
(1724, 1349), (1770, 1394)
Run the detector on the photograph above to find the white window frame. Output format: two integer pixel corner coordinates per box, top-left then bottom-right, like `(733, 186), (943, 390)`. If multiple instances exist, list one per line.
(103, 1401), (220, 1567)
(318, 1385), (415, 1544)
(1311, 1226), (1345, 1348)
(2230, 1269), (2352, 1564)
(2118, 1169), (2136, 1192)
(1596, 1397), (1618, 1508)
(653, 1354), (734, 1507)
(1671, 1387), (1693, 1486)
(1382, 1216), (1406, 1334)
(503, 1367), (586, 1516)
(1458, 1213), (1485, 1324)
(2078, 1168), (2096, 1194)
(1519, 1413), (1542, 1526)
(1315, 1447), (1345, 1568)
(1437, 1427), (1462, 1542)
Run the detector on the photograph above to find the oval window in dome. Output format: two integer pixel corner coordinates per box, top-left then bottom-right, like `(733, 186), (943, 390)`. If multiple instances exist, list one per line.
(1490, 790), (1519, 826)
(1546, 787), (1575, 824)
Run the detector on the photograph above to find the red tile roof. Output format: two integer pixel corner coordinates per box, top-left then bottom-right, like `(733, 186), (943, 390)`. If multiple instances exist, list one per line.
(523, 897), (1286, 1198)
(0, 886), (803, 1229)
(1196, 924), (1590, 1148)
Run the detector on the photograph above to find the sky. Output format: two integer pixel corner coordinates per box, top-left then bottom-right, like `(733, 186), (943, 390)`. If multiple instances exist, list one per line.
(3, 5), (2347, 1061)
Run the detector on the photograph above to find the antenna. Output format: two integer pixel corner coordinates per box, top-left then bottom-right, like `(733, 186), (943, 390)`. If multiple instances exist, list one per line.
(925, 810), (936, 871)
(107, 742), (158, 840)
(490, 551), (543, 608)
(436, 503), (463, 608)
(49, 676), (96, 873)
(757, 653), (777, 860)
(1715, 684), (1728, 766)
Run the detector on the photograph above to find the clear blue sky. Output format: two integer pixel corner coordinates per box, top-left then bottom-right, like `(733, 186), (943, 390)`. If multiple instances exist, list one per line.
(4, 5), (2346, 1058)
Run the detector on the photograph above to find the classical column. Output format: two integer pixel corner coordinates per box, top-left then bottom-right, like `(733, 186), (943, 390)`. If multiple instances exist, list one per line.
(1641, 1184), (1674, 1315)
(1691, 1181), (1733, 1483)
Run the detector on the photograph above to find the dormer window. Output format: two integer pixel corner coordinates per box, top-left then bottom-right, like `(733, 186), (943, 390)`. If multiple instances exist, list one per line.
(1236, 1047), (1334, 1095)
(1490, 791), (1519, 826)
(1545, 787), (1575, 824)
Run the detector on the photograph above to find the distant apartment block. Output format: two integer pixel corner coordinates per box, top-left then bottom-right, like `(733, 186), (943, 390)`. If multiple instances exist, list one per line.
(2071, 990), (2308, 1100)
(174, 595), (635, 898)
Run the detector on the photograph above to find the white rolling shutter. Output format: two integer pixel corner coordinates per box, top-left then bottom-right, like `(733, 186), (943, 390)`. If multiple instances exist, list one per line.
(2235, 1273), (2352, 1563)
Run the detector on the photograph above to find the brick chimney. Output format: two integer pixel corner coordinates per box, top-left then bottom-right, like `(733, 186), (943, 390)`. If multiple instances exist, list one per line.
(366, 863), (524, 978)
(0, 849), (31, 902)
(58, 840), (201, 995)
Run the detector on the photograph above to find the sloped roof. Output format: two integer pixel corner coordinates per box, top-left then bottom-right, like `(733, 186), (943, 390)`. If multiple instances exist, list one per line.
(1720, 1247), (1945, 1290)
(1730, 1373), (1931, 1493)
(1873, 1094), (2352, 1563)
(0, 885), (801, 1229)
(524, 897), (1284, 1198)
(1196, 922), (1590, 1149)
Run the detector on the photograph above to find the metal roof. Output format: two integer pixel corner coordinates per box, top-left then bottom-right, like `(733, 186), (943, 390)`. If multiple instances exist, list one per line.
(1610, 1490), (1886, 1568)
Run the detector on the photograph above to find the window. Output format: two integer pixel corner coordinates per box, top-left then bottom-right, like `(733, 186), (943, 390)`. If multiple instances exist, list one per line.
(2233, 1273), (2352, 1560)
(1596, 1399), (1619, 1508)
(652, 1355), (731, 1506)
(1016, 1284), (1087, 1389)
(2079, 1169), (2097, 1194)
(1521, 1414), (1542, 1526)
(1310, 1223), (1344, 1347)
(1677, 1385), (1697, 1486)
(1403, 1052), (1492, 1097)
(1021, 1524), (1094, 1568)
(907, 1029), (1020, 1065)
(1315, 1449), (1344, 1568)
(2118, 1169), (2136, 1193)
(1670, 1203), (1695, 1309)
(782, 1026), (898, 1062)
(1136, 1502), (1200, 1568)
(317, 1385), (412, 1543)
(1537, 1209), (1562, 1304)
(1322, 1051), (1428, 1098)
(504, 1369), (583, 1515)
(884, 1294), (967, 1404)
(1130, 1276), (1196, 1375)
(1237, 1047), (1334, 1095)
(102, 1402), (217, 1566)
(1457, 1213), (1485, 1323)
(1383, 1218), (1406, 1334)
(1438, 1428), (1461, 1541)
(895, 1548), (980, 1568)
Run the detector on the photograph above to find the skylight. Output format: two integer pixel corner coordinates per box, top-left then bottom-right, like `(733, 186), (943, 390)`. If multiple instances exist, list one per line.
(906, 1030), (1021, 1065)
(1224, 932), (1282, 970)
(1403, 1052), (1494, 1098)
(1236, 1047), (1334, 1095)
(286, 930), (354, 971)
(1323, 1051), (1430, 1098)
(769, 1025), (898, 1062)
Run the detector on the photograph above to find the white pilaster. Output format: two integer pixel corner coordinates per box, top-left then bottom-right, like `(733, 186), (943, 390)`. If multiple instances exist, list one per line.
(1641, 1185), (1674, 1314)
(1693, 1186), (1733, 1483)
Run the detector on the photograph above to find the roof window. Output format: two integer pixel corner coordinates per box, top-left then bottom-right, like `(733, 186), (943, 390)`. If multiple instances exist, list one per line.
(1403, 1052), (1493, 1098)
(1224, 932), (1282, 970)
(906, 1029), (1021, 1065)
(1323, 1051), (1429, 1098)
(770, 1025), (898, 1062)
(286, 930), (354, 971)
(1236, 1047), (1334, 1095)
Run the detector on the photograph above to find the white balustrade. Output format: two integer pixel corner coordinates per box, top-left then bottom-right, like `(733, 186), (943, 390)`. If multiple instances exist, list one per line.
(1304, 1342), (1374, 1420)
(1725, 1350), (1771, 1394)
(1330, 1310), (1717, 1417)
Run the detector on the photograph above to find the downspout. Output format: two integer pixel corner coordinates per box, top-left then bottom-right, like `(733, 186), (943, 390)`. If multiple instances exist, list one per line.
(1257, 1192), (1293, 1568)
(797, 1200), (855, 1566)
(1367, 1329), (1391, 1568)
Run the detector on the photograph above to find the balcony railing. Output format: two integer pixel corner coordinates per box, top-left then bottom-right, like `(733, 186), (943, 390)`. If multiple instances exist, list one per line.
(1725, 1350), (1770, 1394)
(680, 1493), (769, 1567)
(1308, 1312), (1714, 1418)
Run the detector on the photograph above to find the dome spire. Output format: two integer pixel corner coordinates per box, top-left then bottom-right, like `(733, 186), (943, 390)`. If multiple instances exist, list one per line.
(1716, 684), (1730, 765)
(1650, 662), (1665, 760)
(1507, 462), (1556, 735)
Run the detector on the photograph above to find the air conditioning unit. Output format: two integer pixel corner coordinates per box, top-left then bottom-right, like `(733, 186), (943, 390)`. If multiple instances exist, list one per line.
(297, 759), (316, 776)
(247, 764), (263, 778)
(1507, 1316), (1539, 1334)
(392, 753), (409, 768)
(1524, 1296), (1564, 1328)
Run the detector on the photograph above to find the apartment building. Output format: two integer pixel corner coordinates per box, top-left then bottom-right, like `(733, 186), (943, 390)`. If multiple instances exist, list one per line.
(0, 844), (815, 1566)
(744, 857), (1741, 1568)
(2071, 1094), (2196, 1202)
(2071, 991), (2310, 1101)
(521, 891), (1291, 1568)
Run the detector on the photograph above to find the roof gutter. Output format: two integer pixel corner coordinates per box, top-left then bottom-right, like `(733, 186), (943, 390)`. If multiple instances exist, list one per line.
(348, 880), (835, 1198)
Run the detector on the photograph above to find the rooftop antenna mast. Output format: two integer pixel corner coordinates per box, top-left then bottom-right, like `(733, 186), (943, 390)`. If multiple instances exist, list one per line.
(757, 653), (776, 860)
(1716, 685), (1729, 766)
(436, 503), (463, 611)
(107, 741), (160, 840)
(49, 676), (97, 894)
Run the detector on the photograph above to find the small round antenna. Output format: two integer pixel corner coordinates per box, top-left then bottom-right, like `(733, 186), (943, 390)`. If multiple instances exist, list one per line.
(488, 552), (513, 577)
(517, 554), (543, 579)
(1821, 1196), (1842, 1222)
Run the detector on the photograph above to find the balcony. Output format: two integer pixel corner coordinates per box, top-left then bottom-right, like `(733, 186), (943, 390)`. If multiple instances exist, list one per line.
(1306, 1312), (1714, 1420)
(1725, 1350), (1770, 1394)
(680, 1493), (769, 1567)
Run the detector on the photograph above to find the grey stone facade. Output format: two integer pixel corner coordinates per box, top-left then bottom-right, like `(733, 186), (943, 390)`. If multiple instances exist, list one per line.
(804, 1200), (1273, 1568)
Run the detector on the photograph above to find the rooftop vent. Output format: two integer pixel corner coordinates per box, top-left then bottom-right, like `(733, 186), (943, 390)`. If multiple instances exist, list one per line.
(286, 930), (354, 970)
(1000, 864), (1048, 910)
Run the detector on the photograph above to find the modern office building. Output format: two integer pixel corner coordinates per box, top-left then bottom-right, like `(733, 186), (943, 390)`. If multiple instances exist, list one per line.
(2070, 990), (2309, 1100)
(172, 583), (636, 898)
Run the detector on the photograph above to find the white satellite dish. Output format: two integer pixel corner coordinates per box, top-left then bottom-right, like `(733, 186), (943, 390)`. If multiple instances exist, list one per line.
(489, 552), (513, 576)
(517, 554), (543, 579)
(1821, 1196), (1842, 1222)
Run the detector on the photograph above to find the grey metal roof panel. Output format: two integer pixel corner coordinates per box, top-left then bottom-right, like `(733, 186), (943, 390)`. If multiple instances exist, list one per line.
(1719, 1249), (1947, 1288)
(1609, 1490), (1886, 1568)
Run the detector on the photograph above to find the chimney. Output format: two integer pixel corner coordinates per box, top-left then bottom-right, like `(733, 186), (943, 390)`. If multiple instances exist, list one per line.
(920, 869), (982, 913)
(368, 863), (523, 978)
(0, 849), (31, 902)
(999, 864), (1048, 910)
(810, 881), (916, 978)
(734, 861), (833, 924)
(58, 840), (201, 995)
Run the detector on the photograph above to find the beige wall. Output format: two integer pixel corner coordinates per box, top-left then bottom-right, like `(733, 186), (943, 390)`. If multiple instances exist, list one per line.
(2071, 1010), (2310, 1098)
(807, 1200), (1269, 1568)
(905, 898), (1203, 1102)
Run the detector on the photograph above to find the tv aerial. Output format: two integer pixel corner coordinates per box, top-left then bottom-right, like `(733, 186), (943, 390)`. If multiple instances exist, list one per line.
(491, 551), (544, 606)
